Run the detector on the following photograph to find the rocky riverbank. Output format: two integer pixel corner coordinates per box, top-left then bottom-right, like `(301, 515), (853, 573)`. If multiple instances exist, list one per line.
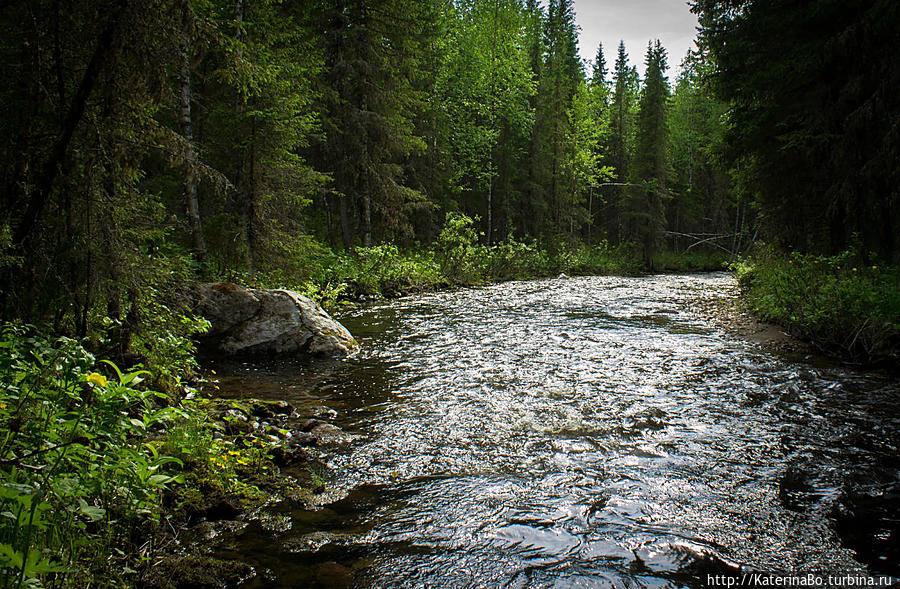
(140, 396), (354, 589)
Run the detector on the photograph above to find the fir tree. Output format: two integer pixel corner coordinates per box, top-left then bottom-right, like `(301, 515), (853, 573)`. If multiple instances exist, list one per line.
(629, 40), (670, 268)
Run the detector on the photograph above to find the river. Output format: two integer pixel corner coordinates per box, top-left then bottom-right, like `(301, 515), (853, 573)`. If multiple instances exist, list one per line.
(206, 273), (899, 588)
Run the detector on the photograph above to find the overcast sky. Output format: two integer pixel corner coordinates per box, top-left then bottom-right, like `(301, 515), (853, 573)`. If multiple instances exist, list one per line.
(572, 0), (699, 78)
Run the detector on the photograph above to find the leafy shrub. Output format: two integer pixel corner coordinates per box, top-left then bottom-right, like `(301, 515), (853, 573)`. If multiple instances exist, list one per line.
(435, 212), (484, 284)
(735, 245), (900, 363)
(0, 326), (187, 586)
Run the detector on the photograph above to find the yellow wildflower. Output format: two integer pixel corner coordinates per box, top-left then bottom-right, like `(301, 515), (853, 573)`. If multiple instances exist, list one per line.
(872, 265), (878, 270)
(852, 267), (857, 272)
(86, 373), (108, 388)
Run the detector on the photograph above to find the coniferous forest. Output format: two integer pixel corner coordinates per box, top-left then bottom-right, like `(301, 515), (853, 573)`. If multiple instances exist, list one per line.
(0, 0), (750, 336)
(3, 0), (898, 345)
(0, 0), (899, 586)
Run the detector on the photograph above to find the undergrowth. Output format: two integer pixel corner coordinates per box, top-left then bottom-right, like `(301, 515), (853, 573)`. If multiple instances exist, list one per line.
(0, 325), (287, 587)
(734, 245), (900, 365)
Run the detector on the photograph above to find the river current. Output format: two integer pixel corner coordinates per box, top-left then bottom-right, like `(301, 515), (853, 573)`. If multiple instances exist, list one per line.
(207, 273), (899, 588)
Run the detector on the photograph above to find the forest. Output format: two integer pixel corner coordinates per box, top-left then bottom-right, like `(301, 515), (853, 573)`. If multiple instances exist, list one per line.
(0, 0), (898, 586)
(2, 0), (898, 354)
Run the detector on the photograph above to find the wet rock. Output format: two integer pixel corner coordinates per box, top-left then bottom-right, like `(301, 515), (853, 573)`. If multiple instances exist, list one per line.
(283, 531), (360, 553)
(289, 432), (321, 448)
(309, 423), (347, 441)
(257, 512), (292, 533)
(250, 400), (293, 419)
(193, 282), (358, 358)
(270, 444), (314, 466)
(833, 483), (900, 575)
(179, 520), (249, 545)
(633, 540), (742, 576)
(310, 406), (339, 420)
(264, 424), (291, 440)
(223, 409), (248, 422)
(298, 418), (327, 432)
(223, 420), (253, 436)
(185, 494), (244, 522)
(142, 555), (255, 589)
(295, 420), (350, 445)
(316, 561), (353, 588)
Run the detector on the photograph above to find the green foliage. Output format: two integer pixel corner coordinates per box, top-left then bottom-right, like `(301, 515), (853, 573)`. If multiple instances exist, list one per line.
(735, 246), (900, 363)
(337, 245), (443, 298)
(0, 326), (186, 587)
(435, 212), (483, 283)
(280, 213), (715, 304)
(0, 327), (297, 587)
(628, 40), (670, 267)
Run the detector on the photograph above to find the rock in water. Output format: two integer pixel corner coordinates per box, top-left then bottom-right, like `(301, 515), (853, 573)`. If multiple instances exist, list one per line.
(194, 282), (358, 357)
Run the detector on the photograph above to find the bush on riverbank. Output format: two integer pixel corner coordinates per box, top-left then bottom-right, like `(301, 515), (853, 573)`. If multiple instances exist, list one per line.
(734, 246), (900, 364)
(0, 325), (307, 587)
(249, 213), (726, 307)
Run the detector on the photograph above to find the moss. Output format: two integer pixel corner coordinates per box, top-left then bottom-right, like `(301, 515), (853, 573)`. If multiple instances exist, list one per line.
(142, 555), (255, 589)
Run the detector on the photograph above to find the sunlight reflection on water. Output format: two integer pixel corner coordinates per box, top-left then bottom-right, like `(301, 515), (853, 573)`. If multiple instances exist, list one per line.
(210, 273), (900, 588)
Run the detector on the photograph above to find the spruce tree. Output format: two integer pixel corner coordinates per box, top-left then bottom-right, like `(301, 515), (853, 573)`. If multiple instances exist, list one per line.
(629, 40), (670, 269)
(532, 0), (583, 238)
(604, 41), (638, 243)
(313, 0), (430, 249)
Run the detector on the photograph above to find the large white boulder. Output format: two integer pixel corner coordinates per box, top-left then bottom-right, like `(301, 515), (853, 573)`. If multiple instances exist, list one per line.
(194, 282), (358, 357)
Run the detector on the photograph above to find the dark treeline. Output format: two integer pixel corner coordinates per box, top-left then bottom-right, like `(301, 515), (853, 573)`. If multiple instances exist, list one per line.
(0, 0), (736, 344)
(694, 0), (900, 263)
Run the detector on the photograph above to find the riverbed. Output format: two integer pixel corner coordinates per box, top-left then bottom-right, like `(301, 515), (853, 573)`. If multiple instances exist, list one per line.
(206, 273), (899, 587)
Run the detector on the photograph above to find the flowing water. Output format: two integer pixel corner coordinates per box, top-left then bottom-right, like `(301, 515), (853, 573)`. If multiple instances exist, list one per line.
(206, 273), (899, 588)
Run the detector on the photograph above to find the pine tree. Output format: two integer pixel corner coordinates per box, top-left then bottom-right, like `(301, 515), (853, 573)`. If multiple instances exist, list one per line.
(604, 40), (638, 243)
(629, 40), (670, 268)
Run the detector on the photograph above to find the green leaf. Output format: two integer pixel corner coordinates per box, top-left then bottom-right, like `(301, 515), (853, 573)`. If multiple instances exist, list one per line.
(76, 498), (105, 522)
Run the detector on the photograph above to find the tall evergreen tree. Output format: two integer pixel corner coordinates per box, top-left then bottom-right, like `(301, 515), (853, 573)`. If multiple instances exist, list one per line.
(603, 40), (639, 243)
(668, 49), (736, 253)
(629, 40), (670, 268)
(694, 0), (900, 261)
(313, 0), (430, 249)
(532, 0), (583, 238)
(591, 43), (608, 88)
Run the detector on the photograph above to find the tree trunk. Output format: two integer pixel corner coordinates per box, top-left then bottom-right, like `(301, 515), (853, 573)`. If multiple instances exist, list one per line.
(362, 185), (373, 247)
(242, 118), (258, 279)
(339, 195), (353, 250)
(180, 40), (206, 261)
(13, 0), (128, 246)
